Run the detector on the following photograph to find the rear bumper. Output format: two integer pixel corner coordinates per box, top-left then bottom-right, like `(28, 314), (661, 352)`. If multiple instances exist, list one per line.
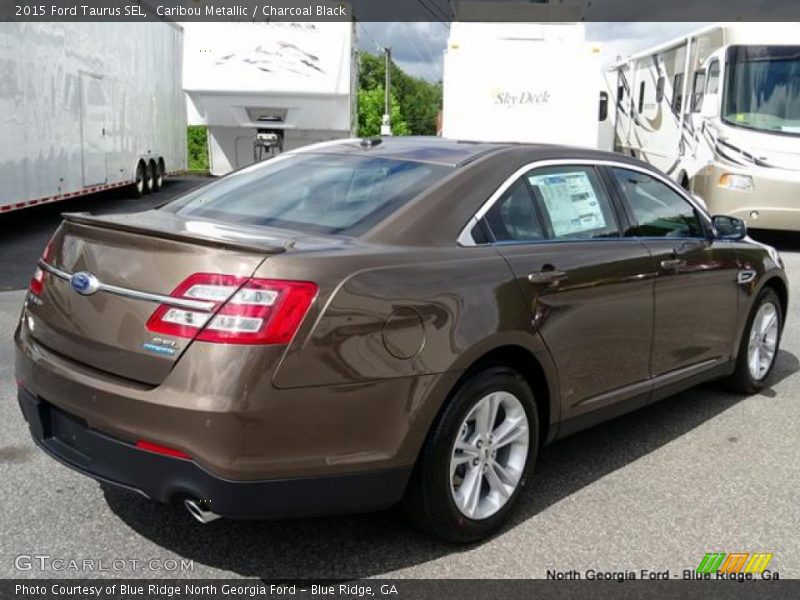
(18, 387), (411, 519)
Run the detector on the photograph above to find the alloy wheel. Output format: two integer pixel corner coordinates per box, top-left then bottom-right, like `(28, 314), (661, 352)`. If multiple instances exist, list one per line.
(449, 391), (529, 520)
(747, 301), (779, 381)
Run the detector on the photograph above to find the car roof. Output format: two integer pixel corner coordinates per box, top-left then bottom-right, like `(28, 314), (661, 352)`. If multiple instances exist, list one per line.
(294, 136), (643, 170)
(294, 136), (508, 168)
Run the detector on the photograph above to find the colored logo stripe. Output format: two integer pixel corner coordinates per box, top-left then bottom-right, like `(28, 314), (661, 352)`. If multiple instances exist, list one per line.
(697, 552), (773, 574)
(697, 553), (726, 573)
(745, 553), (773, 574)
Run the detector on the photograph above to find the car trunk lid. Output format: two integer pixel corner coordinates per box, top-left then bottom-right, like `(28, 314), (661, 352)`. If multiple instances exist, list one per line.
(26, 210), (329, 385)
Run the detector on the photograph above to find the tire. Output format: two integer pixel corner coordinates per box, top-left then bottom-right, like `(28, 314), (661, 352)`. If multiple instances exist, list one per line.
(143, 161), (155, 194)
(402, 366), (539, 543)
(129, 162), (146, 198)
(725, 287), (782, 394)
(151, 159), (163, 191)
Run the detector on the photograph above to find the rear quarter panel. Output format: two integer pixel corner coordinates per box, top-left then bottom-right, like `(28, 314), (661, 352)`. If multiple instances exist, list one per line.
(267, 246), (547, 388)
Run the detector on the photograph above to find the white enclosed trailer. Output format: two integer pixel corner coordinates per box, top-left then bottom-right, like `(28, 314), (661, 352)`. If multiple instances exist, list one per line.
(0, 23), (187, 214)
(183, 21), (357, 176)
(442, 22), (612, 150)
(611, 23), (800, 230)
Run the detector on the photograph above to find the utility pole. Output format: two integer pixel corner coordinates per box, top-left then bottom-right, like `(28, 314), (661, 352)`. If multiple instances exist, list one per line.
(380, 46), (392, 136)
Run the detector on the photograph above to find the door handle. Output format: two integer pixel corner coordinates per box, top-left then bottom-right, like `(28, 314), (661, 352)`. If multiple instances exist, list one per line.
(527, 270), (568, 285)
(660, 258), (686, 270)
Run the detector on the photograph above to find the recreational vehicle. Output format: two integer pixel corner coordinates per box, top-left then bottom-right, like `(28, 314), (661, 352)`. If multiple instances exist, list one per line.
(612, 23), (800, 230)
(183, 21), (357, 176)
(0, 23), (187, 214)
(442, 22), (614, 150)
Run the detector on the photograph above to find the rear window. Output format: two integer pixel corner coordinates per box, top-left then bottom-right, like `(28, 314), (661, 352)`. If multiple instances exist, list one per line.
(165, 153), (452, 236)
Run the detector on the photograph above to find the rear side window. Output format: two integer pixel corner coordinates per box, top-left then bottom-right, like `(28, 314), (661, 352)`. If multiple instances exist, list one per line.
(484, 179), (545, 242)
(612, 168), (704, 238)
(638, 81), (646, 113)
(166, 154), (451, 236)
(526, 166), (620, 240)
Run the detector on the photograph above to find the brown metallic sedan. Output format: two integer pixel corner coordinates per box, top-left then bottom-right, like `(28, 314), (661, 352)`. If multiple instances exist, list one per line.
(15, 138), (787, 542)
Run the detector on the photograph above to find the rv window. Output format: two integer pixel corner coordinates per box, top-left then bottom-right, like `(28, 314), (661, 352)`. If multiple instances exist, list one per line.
(656, 77), (666, 103)
(691, 70), (706, 112)
(617, 85), (625, 103)
(672, 73), (684, 112)
(707, 60), (720, 94)
(599, 91), (609, 122)
(638, 81), (646, 113)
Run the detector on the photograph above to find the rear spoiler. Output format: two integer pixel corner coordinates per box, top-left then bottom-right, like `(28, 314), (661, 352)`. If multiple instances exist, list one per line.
(62, 212), (288, 255)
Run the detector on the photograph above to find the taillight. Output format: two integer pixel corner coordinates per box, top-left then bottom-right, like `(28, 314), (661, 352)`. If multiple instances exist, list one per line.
(146, 273), (318, 345)
(29, 268), (44, 297)
(29, 239), (54, 297)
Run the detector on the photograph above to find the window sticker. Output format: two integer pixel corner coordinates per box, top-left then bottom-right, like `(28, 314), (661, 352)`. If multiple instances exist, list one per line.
(528, 171), (607, 237)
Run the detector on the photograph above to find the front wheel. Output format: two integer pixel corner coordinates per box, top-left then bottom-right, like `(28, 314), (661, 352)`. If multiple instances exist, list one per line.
(403, 366), (538, 543)
(725, 287), (782, 394)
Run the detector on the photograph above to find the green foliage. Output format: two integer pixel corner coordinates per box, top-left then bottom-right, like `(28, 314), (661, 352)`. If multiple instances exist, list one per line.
(358, 86), (409, 137)
(187, 126), (209, 172)
(357, 52), (442, 137)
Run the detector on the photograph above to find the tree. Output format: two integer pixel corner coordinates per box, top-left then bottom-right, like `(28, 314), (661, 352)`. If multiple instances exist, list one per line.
(358, 52), (441, 137)
(186, 126), (209, 171)
(358, 86), (409, 137)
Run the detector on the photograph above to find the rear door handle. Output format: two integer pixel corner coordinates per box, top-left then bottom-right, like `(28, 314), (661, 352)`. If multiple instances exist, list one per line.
(527, 270), (568, 285)
(660, 258), (686, 270)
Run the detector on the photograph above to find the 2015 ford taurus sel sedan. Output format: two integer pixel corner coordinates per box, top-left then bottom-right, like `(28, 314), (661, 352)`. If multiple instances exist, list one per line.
(15, 137), (787, 542)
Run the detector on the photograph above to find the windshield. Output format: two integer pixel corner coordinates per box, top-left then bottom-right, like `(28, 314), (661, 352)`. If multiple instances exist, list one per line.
(165, 153), (452, 236)
(723, 45), (800, 136)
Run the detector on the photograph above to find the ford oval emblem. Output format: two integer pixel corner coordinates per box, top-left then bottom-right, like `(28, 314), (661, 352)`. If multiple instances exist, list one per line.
(70, 271), (100, 296)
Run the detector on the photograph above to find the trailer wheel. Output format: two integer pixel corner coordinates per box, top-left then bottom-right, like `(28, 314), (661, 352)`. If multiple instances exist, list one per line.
(143, 161), (155, 194)
(129, 161), (146, 198)
(151, 159), (163, 192)
(158, 158), (166, 186)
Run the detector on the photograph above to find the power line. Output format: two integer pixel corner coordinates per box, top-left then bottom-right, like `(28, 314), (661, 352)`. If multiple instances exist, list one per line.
(415, 0), (450, 27)
(357, 22), (387, 53)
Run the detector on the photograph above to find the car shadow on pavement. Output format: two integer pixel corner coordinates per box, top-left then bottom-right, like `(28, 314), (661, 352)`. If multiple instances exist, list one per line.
(102, 349), (800, 579)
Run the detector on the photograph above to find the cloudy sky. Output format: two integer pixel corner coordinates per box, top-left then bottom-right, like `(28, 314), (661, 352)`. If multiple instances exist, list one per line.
(357, 22), (710, 82)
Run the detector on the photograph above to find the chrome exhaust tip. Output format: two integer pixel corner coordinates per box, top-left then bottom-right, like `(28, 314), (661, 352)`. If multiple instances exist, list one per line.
(184, 498), (221, 524)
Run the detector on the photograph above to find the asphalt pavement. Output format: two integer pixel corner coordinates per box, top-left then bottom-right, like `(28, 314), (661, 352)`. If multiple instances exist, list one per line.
(0, 185), (798, 578)
(0, 176), (209, 291)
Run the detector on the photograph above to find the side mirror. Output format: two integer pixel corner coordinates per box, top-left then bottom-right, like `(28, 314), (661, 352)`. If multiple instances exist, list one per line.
(712, 215), (747, 241)
(700, 94), (720, 119)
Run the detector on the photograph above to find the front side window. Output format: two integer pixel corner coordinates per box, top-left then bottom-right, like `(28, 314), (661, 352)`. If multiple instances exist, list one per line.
(165, 153), (451, 236)
(483, 179), (545, 242)
(612, 168), (704, 238)
(526, 166), (620, 240)
(723, 45), (800, 135)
